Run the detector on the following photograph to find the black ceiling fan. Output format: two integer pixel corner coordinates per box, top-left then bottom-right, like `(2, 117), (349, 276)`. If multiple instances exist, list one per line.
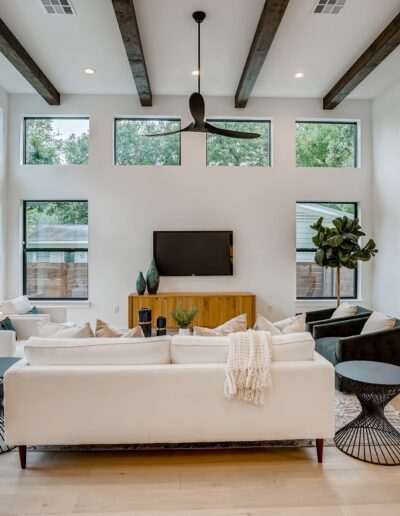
(146, 11), (260, 139)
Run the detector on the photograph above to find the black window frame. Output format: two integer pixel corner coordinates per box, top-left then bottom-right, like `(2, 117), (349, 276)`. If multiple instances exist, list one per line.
(206, 119), (272, 167)
(23, 200), (89, 301)
(295, 120), (359, 168)
(113, 117), (182, 166)
(23, 116), (90, 165)
(296, 201), (358, 300)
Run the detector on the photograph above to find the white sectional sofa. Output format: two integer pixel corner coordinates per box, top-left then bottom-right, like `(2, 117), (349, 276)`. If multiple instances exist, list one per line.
(4, 332), (335, 469)
(0, 306), (67, 357)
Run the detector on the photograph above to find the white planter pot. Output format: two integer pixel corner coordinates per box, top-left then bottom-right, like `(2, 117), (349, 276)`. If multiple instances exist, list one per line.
(178, 328), (191, 335)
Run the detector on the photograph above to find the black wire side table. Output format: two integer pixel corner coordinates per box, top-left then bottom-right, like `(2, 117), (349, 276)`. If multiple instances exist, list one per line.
(335, 361), (400, 466)
(0, 357), (21, 453)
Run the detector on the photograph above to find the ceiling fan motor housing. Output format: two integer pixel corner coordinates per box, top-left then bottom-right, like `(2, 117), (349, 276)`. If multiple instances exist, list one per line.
(192, 11), (206, 23)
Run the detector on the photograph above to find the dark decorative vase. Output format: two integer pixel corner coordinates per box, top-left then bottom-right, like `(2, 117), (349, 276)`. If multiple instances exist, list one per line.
(136, 272), (146, 295)
(146, 259), (160, 294)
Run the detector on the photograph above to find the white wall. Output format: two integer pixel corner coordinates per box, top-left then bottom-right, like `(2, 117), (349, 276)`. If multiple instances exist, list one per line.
(6, 94), (373, 326)
(372, 82), (400, 317)
(0, 87), (8, 300)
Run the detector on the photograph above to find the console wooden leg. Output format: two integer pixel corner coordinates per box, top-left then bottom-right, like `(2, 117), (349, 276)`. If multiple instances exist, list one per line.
(316, 439), (323, 463)
(18, 446), (26, 469)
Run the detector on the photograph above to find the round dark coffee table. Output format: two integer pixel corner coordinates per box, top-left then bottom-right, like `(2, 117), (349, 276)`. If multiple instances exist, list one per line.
(0, 357), (21, 453)
(335, 361), (400, 466)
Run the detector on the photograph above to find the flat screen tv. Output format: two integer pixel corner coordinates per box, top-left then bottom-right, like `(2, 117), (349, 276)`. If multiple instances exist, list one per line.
(153, 231), (233, 276)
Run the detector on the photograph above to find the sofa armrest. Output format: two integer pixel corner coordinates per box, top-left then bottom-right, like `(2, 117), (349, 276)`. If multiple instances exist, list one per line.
(304, 308), (335, 323)
(306, 313), (370, 333)
(37, 306), (67, 323)
(0, 331), (16, 357)
(313, 316), (369, 339)
(337, 328), (400, 365)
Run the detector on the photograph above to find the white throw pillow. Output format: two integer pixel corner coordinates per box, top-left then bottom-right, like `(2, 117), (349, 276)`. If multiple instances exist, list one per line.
(274, 313), (306, 334)
(24, 336), (171, 365)
(1, 295), (32, 315)
(360, 312), (396, 335)
(37, 321), (93, 338)
(253, 315), (282, 336)
(331, 302), (357, 319)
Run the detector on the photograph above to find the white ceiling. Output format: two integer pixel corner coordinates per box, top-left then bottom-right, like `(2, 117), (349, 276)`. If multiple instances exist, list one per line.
(0, 0), (399, 100)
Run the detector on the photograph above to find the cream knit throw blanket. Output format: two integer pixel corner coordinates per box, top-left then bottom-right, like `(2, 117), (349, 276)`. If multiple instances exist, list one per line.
(224, 330), (272, 405)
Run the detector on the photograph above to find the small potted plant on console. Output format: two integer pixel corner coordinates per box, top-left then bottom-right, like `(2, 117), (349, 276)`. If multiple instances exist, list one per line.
(171, 305), (198, 335)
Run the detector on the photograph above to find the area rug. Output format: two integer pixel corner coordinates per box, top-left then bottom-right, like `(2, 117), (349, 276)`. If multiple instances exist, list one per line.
(22, 391), (400, 452)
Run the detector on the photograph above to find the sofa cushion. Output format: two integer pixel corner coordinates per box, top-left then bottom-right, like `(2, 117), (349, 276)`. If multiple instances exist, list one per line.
(315, 337), (340, 366)
(1, 295), (32, 315)
(360, 311), (396, 335)
(95, 319), (144, 338)
(38, 321), (93, 338)
(193, 314), (247, 336)
(8, 315), (50, 340)
(274, 313), (306, 334)
(24, 336), (172, 366)
(171, 332), (315, 364)
(331, 302), (357, 319)
(253, 315), (282, 335)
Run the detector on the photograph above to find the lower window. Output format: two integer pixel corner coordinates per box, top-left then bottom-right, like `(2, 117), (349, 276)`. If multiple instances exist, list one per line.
(296, 202), (358, 299)
(23, 201), (88, 300)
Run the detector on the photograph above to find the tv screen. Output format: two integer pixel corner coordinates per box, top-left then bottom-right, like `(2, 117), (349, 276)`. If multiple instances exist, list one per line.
(154, 231), (233, 276)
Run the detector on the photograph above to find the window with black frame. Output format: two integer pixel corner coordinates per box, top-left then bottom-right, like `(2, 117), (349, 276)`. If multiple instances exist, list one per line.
(296, 202), (358, 299)
(206, 120), (271, 166)
(296, 121), (358, 168)
(114, 118), (181, 165)
(23, 201), (88, 300)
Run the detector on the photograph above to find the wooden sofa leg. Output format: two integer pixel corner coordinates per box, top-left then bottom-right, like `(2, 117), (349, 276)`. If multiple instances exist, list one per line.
(316, 439), (323, 463)
(18, 446), (26, 469)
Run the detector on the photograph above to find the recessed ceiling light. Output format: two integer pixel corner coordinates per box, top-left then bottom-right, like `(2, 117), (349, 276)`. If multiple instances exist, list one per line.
(84, 68), (96, 75)
(191, 69), (200, 76)
(295, 72), (304, 79)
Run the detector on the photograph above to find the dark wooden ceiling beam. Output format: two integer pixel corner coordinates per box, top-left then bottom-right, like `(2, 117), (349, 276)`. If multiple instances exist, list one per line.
(112, 0), (152, 106)
(235, 0), (290, 108)
(324, 12), (400, 110)
(0, 18), (60, 105)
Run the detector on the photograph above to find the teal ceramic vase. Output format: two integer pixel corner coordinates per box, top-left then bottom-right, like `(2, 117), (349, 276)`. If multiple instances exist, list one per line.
(136, 271), (146, 295)
(146, 259), (160, 294)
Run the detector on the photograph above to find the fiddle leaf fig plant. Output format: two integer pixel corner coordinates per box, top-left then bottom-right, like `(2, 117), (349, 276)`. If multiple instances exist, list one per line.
(310, 216), (378, 307)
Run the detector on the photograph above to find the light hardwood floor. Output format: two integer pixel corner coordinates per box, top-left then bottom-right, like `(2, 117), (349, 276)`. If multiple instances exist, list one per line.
(1, 396), (399, 516)
(1, 443), (400, 515)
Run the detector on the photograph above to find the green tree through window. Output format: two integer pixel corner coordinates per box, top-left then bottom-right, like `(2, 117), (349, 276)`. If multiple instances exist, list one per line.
(207, 120), (271, 166)
(296, 122), (357, 167)
(115, 119), (180, 165)
(24, 118), (89, 165)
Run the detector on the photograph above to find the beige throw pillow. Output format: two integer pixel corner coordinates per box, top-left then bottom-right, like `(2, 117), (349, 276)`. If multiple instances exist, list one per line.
(360, 312), (396, 335)
(193, 314), (247, 336)
(38, 321), (93, 338)
(331, 302), (357, 319)
(95, 319), (144, 338)
(274, 313), (306, 334)
(253, 314), (282, 336)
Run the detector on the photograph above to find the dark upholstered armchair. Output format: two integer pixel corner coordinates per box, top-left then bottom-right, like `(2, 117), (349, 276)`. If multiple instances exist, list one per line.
(304, 305), (372, 333)
(312, 316), (400, 390)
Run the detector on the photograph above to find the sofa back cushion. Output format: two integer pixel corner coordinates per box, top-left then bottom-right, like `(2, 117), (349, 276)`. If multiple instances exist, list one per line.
(171, 332), (315, 364)
(24, 336), (172, 365)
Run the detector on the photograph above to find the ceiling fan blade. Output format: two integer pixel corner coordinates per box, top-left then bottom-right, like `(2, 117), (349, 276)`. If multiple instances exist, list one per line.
(189, 92), (205, 125)
(144, 123), (194, 137)
(205, 122), (260, 140)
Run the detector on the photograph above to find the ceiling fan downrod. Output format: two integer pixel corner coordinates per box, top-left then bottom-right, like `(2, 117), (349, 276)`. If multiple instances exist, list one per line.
(192, 11), (206, 94)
